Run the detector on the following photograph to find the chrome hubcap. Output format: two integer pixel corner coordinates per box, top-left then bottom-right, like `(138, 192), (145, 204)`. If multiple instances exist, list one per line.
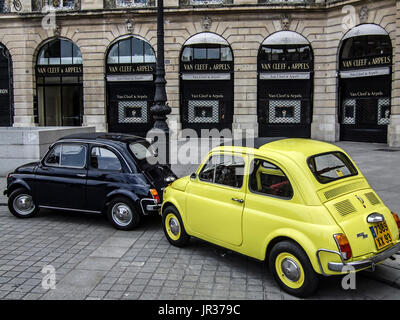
(13, 194), (35, 215)
(281, 258), (301, 282)
(168, 217), (180, 236)
(112, 203), (133, 227)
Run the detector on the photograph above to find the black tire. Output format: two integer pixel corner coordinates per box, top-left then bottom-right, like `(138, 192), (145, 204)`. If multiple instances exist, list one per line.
(107, 196), (140, 230)
(268, 240), (319, 298)
(162, 206), (190, 247)
(8, 188), (38, 219)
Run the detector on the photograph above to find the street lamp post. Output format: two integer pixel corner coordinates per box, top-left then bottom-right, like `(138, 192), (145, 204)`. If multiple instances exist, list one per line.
(150, 0), (171, 165)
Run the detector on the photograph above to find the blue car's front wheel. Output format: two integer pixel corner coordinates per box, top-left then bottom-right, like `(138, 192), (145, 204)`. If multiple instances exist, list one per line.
(8, 188), (38, 219)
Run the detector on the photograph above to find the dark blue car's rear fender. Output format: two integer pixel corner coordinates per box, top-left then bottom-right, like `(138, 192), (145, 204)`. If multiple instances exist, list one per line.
(104, 189), (142, 213)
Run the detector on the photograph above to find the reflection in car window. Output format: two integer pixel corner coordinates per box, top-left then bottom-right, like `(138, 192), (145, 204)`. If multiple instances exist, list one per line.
(249, 159), (293, 199)
(45, 145), (61, 166)
(91, 147), (122, 171)
(60, 145), (86, 168)
(45, 144), (86, 168)
(199, 154), (245, 188)
(129, 141), (157, 161)
(308, 152), (357, 184)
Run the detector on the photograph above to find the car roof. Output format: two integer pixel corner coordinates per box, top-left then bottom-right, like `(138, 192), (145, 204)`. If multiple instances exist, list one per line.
(215, 138), (343, 160)
(58, 132), (147, 145)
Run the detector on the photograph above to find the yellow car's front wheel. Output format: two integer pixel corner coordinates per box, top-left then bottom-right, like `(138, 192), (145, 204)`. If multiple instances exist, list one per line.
(162, 206), (190, 247)
(269, 241), (319, 297)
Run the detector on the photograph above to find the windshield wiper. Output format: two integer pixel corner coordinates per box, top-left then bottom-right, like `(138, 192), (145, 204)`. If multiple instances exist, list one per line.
(316, 165), (345, 175)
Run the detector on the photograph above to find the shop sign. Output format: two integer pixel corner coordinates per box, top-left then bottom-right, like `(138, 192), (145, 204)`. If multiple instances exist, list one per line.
(107, 74), (153, 82)
(106, 63), (155, 74)
(348, 90), (385, 98)
(182, 73), (231, 81)
(267, 93), (303, 99)
(190, 93), (224, 99)
(340, 67), (390, 79)
(181, 62), (232, 73)
(259, 62), (311, 72)
(341, 56), (391, 70)
(116, 94), (148, 100)
(260, 72), (310, 80)
(36, 65), (82, 75)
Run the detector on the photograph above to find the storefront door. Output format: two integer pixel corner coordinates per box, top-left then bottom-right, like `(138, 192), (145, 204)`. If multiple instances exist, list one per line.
(180, 33), (234, 135)
(106, 36), (156, 136)
(338, 24), (392, 143)
(181, 79), (233, 133)
(107, 81), (154, 135)
(36, 39), (83, 127)
(257, 31), (314, 138)
(0, 44), (12, 127)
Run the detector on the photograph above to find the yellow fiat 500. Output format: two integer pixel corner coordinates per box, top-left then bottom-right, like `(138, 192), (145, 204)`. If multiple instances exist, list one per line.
(160, 138), (400, 297)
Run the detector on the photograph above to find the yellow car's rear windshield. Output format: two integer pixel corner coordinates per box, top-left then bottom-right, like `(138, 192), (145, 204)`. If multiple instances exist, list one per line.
(307, 152), (358, 184)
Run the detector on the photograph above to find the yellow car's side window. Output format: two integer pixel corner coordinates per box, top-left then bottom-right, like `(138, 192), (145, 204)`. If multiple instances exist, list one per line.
(249, 158), (293, 199)
(198, 154), (246, 189)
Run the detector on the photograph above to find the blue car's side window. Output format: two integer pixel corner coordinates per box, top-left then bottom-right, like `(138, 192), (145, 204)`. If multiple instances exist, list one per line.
(90, 146), (122, 172)
(60, 145), (87, 168)
(44, 143), (87, 168)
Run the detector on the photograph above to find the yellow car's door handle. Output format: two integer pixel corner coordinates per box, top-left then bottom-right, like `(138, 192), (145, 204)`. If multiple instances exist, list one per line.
(232, 198), (244, 204)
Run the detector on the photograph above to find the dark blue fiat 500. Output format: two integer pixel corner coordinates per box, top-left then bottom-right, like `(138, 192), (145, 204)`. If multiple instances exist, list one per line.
(3, 133), (176, 230)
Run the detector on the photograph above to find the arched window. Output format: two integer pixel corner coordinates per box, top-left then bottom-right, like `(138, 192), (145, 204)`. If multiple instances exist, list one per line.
(37, 39), (82, 65)
(35, 39), (83, 127)
(107, 36), (155, 64)
(180, 32), (234, 133)
(105, 36), (156, 136)
(180, 33), (233, 63)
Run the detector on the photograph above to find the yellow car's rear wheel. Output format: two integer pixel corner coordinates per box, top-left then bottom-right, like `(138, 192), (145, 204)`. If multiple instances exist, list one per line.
(162, 206), (190, 247)
(269, 241), (319, 297)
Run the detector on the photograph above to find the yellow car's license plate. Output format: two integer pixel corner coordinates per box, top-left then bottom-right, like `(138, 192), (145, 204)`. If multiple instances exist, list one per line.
(370, 221), (393, 250)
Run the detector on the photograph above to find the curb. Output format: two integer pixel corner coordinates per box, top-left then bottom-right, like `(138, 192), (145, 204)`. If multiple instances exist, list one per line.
(360, 267), (400, 289)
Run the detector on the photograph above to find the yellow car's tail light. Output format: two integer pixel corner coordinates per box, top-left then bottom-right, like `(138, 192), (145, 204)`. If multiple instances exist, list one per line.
(334, 233), (352, 260)
(392, 212), (400, 230)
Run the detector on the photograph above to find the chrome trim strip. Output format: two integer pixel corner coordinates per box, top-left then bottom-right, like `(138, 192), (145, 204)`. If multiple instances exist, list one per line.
(316, 248), (345, 276)
(327, 242), (400, 272)
(39, 205), (101, 214)
(139, 198), (158, 215)
(146, 204), (161, 211)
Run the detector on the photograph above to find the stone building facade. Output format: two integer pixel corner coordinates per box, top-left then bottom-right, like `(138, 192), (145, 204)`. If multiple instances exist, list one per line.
(0, 0), (399, 146)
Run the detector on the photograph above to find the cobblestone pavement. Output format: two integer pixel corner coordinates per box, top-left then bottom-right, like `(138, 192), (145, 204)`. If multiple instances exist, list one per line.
(0, 141), (400, 300)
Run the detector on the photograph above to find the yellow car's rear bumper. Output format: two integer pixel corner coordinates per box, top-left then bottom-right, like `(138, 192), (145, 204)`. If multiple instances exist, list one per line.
(317, 241), (400, 275)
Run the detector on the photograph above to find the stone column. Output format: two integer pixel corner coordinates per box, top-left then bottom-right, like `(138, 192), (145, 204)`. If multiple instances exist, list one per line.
(79, 35), (108, 132)
(310, 15), (340, 142)
(10, 23), (36, 128)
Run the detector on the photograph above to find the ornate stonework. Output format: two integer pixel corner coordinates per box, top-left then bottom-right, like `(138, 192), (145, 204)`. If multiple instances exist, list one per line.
(359, 5), (369, 24)
(280, 14), (291, 31)
(201, 16), (212, 31)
